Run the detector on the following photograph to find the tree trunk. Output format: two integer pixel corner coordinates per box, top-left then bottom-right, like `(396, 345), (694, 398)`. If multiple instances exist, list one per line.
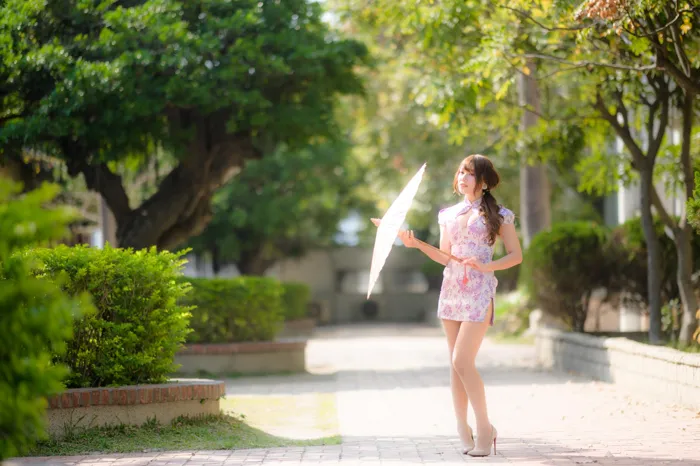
(676, 225), (697, 343)
(677, 90), (698, 344)
(640, 167), (663, 344)
(237, 248), (276, 276)
(211, 242), (221, 276)
(517, 60), (551, 247)
(69, 111), (259, 251)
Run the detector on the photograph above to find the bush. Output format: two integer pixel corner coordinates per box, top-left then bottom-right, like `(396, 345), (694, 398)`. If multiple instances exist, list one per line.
(26, 245), (192, 389)
(0, 181), (90, 460)
(522, 221), (615, 332)
(281, 282), (311, 320)
(181, 277), (285, 343)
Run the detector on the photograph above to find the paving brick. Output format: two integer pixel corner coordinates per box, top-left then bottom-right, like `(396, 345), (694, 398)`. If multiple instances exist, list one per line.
(8, 324), (700, 465)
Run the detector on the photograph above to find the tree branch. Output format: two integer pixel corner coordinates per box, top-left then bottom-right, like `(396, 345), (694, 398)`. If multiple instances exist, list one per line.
(665, 6), (692, 77)
(680, 89), (695, 218)
(651, 184), (678, 232)
(647, 76), (670, 164)
(516, 52), (657, 72)
(66, 159), (132, 220)
(594, 91), (646, 166)
(497, 4), (590, 31)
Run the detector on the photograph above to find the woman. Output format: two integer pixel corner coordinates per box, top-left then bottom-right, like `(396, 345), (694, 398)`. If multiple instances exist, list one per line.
(385, 154), (522, 456)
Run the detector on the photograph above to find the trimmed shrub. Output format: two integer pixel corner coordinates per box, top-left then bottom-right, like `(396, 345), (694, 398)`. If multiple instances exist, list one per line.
(522, 221), (615, 332)
(181, 277), (285, 343)
(0, 181), (90, 460)
(26, 245), (192, 389)
(281, 282), (311, 320)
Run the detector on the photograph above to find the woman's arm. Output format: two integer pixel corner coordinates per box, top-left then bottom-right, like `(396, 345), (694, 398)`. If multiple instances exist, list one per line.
(486, 223), (522, 271)
(398, 229), (452, 266)
(371, 218), (453, 266)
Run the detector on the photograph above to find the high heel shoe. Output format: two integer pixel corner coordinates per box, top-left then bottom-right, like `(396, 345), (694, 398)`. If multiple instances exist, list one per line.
(457, 424), (475, 453)
(467, 424), (497, 457)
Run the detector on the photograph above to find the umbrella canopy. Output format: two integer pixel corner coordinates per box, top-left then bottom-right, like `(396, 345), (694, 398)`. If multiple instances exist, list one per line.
(367, 163), (427, 299)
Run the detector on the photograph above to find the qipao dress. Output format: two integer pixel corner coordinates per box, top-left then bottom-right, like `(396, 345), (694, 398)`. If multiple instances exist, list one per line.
(436, 197), (515, 325)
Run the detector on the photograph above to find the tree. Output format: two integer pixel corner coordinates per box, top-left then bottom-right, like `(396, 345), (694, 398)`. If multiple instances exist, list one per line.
(335, 0), (616, 246)
(592, 73), (671, 344)
(185, 141), (370, 275)
(0, 0), (368, 250)
(570, 0), (700, 343)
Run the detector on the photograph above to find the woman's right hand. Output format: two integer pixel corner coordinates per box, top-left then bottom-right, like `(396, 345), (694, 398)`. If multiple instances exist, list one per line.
(398, 229), (419, 248)
(370, 218), (418, 248)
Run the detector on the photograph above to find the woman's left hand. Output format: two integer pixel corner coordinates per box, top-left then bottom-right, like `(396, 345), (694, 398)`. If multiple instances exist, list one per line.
(462, 257), (491, 273)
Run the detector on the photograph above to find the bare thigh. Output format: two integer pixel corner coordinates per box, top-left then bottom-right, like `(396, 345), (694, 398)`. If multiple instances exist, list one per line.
(453, 303), (493, 368)
(441, 319), (462, 357)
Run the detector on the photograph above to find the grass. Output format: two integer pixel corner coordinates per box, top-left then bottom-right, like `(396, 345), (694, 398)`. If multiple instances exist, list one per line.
(664, 341), (700, 353)
(27, 393), (341, 457)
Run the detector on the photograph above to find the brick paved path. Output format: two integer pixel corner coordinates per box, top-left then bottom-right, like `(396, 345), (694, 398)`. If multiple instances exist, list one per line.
(12, 324), (700, 465)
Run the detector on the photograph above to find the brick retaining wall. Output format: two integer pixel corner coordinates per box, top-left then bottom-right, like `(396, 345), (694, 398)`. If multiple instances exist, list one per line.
(47, 379), (224, 437)
(535, 328), (700, 408)
(175, 339), (307, 374)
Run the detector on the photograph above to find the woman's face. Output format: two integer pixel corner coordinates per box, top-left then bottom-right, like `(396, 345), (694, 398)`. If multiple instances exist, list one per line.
(457, 164), (478, 195)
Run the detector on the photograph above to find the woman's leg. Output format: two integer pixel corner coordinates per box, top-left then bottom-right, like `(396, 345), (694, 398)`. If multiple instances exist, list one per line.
(441, 319), (470, 432)
(451, 303), (493, 448)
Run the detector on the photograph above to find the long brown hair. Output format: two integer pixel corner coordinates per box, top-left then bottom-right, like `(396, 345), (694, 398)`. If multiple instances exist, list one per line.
(452, 154), (503, 245)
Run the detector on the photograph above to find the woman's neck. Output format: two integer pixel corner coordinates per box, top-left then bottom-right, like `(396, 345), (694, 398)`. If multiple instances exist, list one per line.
(464, 192), (482, 203)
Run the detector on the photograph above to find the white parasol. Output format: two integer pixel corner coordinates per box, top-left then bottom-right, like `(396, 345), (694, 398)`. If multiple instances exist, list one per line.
(367, 163), (465, 299)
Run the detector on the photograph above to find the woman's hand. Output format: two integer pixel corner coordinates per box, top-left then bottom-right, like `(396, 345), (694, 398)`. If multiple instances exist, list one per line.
(370, 218), (419, 249)
(398, 229), (419, 248)
(462, 256), (491, 273)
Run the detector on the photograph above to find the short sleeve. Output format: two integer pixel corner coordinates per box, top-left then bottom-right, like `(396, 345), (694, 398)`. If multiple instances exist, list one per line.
(500, 206), (515, 225)
(438, 208), (447, 226)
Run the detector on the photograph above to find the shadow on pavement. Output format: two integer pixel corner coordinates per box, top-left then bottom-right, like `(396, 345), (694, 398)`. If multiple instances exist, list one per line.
(224, 365), (592, 396)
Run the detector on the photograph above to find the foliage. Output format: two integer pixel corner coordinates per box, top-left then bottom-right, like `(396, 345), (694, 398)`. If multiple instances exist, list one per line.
(181, 277), (285, 343)
(522, 221), (615, 332)
(281, 282), (311, 321)
(0, 180), (89, 460)
(185, 140), (371, 275)
(689, 171), (700, 233)
(331, 0), (602, 246)
(26, 245), (192, 388)
(0, 0), (368, 250)
(611, 217), (700, 309)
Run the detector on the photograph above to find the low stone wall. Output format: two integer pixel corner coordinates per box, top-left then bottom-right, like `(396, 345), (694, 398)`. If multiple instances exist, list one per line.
(47, 379), (224, 437)
(536, 328), (700, 408)
(278, 318), (316, 339)
(175, 339), (307, 375)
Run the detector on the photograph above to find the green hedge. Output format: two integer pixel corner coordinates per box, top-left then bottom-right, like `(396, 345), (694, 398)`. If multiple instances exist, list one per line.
(27, 245), (192, 389)
(181, 277), (285, 343)
(522, 221), (615, 332)
(0, 181), (90, 460)
(281, 282), (311, 320)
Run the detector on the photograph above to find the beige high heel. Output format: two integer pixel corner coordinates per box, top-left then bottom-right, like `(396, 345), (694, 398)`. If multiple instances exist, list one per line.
(467, 424), (497, 457)
(457, 424), (475, 453)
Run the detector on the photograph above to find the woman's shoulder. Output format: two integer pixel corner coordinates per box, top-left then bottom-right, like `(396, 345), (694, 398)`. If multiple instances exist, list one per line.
(498, 205), (515, 224)
(437, 202), (463, 225)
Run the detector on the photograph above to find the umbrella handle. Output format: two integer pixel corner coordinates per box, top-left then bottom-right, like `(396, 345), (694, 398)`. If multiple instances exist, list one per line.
(414, 238), (469, 284)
